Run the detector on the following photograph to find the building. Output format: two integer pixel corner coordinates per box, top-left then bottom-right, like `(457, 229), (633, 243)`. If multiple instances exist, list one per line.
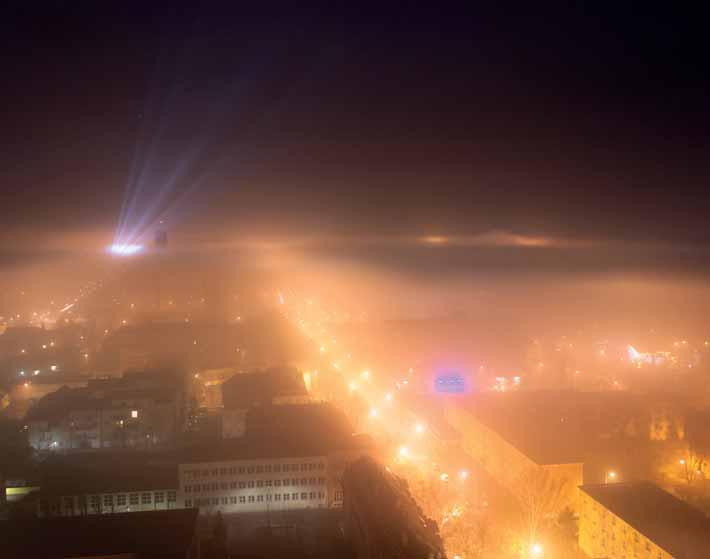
(180, 403), (373, 515)
(37, 453), (179, 517)
(26, 368), (186, 451)
(579, 481), (710, 559)
(179, 436), (372, 515)
(2, 508), (200, 558)
(445, 392), (589, 512)
(221, 367), (310, 438)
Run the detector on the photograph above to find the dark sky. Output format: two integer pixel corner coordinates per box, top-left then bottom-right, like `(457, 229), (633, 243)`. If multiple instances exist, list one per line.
(2, 3), (710, 289)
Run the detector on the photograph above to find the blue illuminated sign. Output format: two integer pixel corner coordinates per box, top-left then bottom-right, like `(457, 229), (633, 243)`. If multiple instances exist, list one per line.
(435, 373), (466, 394)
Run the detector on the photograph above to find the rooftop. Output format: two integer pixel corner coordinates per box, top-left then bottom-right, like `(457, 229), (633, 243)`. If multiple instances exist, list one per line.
(222, 366), (307, 409)
(581, 482), (710, 559)
(456, 391), (652, 464)
(179, 433), (374, 465)
(26, 369), (182, 422)
(39, 452), (178, 495)
(2, 508), (198, 558)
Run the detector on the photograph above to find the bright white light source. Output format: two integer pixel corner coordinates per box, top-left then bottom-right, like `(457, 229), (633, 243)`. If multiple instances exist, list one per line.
(369, 408), (378, 418)
(414, 422), (425, 434)
(131, 410), (138, 418)
(459, 469), (469, 480)
(108, 244), (143, 256)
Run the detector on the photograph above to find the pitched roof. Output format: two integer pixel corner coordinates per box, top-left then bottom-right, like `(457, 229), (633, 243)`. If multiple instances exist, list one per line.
(580, 481), (710, 559)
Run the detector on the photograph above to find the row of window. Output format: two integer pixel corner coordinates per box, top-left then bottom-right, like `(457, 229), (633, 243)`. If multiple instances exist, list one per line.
(184, 477), (326, 493)
(184, 462), (325, 478)
(66, 491), (177, 508)
(185, 491), (326, 507)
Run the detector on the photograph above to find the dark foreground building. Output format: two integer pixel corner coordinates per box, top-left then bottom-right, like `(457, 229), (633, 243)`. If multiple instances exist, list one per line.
(2, 508), (199, 558)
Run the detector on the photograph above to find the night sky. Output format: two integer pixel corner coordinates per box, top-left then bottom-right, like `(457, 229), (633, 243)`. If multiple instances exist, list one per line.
(2, 4), (710, 313)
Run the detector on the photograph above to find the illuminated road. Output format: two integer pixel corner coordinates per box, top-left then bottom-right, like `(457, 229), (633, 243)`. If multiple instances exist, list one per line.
(276, 289), (495, 558)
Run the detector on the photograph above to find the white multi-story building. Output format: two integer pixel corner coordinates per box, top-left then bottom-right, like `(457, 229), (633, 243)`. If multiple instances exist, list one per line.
(179, 446), (369, 515)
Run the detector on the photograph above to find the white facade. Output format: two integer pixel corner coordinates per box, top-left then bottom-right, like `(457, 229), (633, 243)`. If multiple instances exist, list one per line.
(179, 455), (346, 514)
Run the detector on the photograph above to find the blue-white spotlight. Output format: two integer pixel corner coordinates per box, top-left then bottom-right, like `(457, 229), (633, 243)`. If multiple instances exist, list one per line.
(107, 243), (144, 256)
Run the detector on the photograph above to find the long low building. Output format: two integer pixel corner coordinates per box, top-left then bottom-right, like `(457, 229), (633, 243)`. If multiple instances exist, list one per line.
(178, 433), (373, 515)
(579, 481), (710, 559)
(37, 453), (179, 517)
(35, 402), (374, 519)
(444, 392), (586, 511)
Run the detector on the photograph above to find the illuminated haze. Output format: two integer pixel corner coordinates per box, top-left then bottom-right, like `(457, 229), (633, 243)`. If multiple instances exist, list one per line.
(2, 5), (709, 344)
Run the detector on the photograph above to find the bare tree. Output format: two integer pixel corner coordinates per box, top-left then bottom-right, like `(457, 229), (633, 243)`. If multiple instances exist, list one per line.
(512, 467), (569, 544)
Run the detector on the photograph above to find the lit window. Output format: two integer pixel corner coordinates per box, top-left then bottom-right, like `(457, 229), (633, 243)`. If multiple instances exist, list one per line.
(131, 410), (138, 418)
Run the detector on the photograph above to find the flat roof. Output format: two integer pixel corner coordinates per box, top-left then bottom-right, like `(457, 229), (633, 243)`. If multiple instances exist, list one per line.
(2, 508), (198, 558)
(178, 432), (374, 465)
(455, 391), (651, 465)
(39, 452), (178, 495)
(580, 482), (710, 559)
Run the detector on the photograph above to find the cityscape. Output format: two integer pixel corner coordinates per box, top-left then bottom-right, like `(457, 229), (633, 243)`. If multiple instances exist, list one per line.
(2, 4), (710, 559)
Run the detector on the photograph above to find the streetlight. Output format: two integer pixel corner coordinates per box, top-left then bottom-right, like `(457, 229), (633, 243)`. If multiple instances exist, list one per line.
(529, 542), (544, 557)
(605, 470), (618, 483)
(414, 422), (425, 434)
(459, 469), (469, 481)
